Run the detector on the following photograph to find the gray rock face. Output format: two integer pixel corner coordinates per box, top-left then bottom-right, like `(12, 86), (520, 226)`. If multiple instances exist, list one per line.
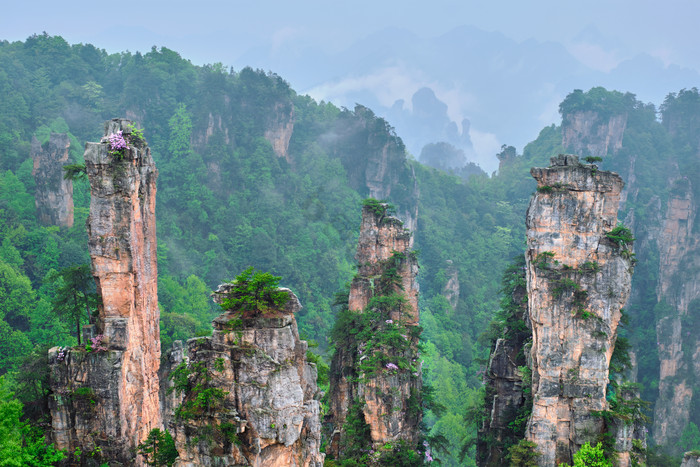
(525, 155), (637, 466)
(168, 288), (324, 467)
(682, 452), (700, 467)
(31, 133), (74, 227)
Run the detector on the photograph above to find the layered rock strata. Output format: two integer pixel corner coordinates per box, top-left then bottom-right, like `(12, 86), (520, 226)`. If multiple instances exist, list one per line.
(48, 119), (161, 464)
(328, 203), (422, 460)
(168, 287), (324, 466)
(31, 133), (74, 227)
(525, 154), (635, 465)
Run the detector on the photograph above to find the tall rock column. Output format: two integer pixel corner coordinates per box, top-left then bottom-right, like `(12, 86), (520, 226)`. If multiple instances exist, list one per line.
(31, 133), (74, 227)
(525, 155), (635, 466)
(168, 285), (324, 467)
(48, 119), (160, 464)
(328, 201), (422, 462)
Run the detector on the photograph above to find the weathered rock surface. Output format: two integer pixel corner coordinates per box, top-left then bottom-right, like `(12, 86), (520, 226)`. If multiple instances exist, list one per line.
(49, 119), (161, 464)
(168, 287), (324, 467)
(264, 102), (295, 162)
(525, 154), (635, 466)
(652, 178), (700, 448)
(328, 203), (422, 459)
(562, 110), (627, 158)
(682, 451), (700, 467)
(31, 133), (74, 227)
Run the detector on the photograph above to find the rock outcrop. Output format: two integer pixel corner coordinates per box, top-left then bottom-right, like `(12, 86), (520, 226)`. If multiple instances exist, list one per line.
(682, 451), (700, 467)
(168, 286), (323, 466)
(264, 102), (295, 162)
(562, 110), (627, 158)
(31, 133), (74, 227)
(327, 202), (422, 461)
(525, 154), (636, 465)
(48, 119), (161, 464)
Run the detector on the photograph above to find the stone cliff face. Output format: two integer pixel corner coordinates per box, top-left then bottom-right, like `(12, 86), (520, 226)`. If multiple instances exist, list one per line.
(48, 119), (161, 464)
(652, 177), (700, 448)
(264, 102), (295, 162)
(562, 106), (700, 450)
(168, 287), (323, 467)
(327, 203), (422, 461)
(525, 155), (635, 466)
(561, 110), (627, 158)
(31, 133), (74, 227)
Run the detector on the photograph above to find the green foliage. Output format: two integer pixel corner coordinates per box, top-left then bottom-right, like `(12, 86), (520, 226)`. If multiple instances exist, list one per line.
(508, 439), (540, 466)
(361, 198), (396, 219)
(62, 163), (87, 181)
(605, 224), (635, 248)
(584, 156), (603, 164)
(138, 428), (178, 467)
(559, 442), (612, 467)
(47, 264), (98, 345)
(220, 267), (289, 314)
(0, 377), (65, 466)
(337, 399), (372, 464)
(168, 361), (228, 421)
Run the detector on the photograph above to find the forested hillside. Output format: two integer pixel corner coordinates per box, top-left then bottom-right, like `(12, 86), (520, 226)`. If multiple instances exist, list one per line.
(0, 34), (698, 465)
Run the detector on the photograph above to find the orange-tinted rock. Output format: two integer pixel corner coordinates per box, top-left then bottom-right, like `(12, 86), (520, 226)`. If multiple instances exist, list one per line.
(169, 288), (324, 466)
(328, 203), (422, 459)
(31, 133), (74, 227)
(49, 119), (160, 465)
(525, 154), (635, 466)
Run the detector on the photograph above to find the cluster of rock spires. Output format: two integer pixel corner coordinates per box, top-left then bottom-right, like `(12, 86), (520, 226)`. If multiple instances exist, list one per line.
(47, 120), (326, 466)
(326, 202), (422, 460)
(46, 119), (423, 465)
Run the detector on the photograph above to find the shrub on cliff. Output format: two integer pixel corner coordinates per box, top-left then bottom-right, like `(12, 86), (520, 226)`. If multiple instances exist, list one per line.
(220, 267), (289, 314)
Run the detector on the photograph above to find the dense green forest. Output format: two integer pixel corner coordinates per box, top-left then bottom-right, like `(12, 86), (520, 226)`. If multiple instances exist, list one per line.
(0, 34), (699, 464)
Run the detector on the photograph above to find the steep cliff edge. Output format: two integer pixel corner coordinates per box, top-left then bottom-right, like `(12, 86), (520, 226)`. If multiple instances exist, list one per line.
(31, 133), (74, 227)
(653, 178), (700, 449)
(48, 119), (161, 464)
(525, 154), (636, 465)
(167, 280), (323, 466)
(327, 201), (423, 462)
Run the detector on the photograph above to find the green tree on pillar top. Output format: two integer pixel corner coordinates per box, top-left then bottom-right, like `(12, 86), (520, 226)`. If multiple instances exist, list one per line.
(48, 264), (98, 345)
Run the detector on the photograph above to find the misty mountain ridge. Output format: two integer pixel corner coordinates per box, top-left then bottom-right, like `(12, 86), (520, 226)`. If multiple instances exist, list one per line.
(238, 24), (700, 172)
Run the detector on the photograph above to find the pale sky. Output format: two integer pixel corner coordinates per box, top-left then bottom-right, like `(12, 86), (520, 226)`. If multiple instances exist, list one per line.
(3, 0), (699, 74)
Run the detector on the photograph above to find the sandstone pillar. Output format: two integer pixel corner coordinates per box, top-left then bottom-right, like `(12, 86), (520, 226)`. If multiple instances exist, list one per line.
(328, 201), (422, 460)
(525, 155), (635, 465)
(49, 119), (160, 464)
